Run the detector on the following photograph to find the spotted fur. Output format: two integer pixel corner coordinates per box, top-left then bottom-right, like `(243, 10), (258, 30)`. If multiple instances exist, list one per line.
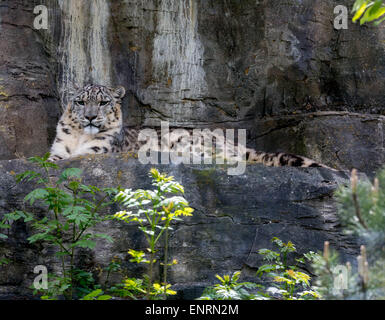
(49, 84), (125, 161)
(50, 84), (333, 170)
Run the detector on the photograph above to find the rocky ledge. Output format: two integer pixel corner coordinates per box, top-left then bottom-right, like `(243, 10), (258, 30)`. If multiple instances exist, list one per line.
(0, 154), (359, 299)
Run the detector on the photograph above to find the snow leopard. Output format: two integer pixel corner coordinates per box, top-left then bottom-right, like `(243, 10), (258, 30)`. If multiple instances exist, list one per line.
(49, 84), (332, 170)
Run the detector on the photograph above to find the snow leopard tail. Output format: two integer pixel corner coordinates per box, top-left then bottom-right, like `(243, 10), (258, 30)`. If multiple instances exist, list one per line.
(246, 149), (336, 170)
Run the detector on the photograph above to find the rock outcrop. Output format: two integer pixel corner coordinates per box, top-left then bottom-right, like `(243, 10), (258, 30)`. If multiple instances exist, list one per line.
(0, 155), (358, 299)
(0, 0), (384, 176)
(0, 0), (380, 299)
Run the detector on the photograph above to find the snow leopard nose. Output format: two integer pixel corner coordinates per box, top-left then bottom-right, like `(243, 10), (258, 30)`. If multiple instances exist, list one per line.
(85, 115), (97, 122)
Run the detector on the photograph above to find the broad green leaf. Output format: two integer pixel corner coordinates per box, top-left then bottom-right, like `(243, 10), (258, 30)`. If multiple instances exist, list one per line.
(81, 289), (103, 300)
(62, 206), (88, 216)
(67, 180), (80, 191)
(256, 264), (280, 276)
(28, 232), (55, 243)
(15, 171), (42, 183)
(24, 188), (49, 205)
(139, 227), (155, 236)
(103, 187), (118, 196)
(231, 271), (241, 282)
(353, 0), (368, 12)
(93, 233), (113, 243)
(72, 239), (96, 249)
(60, 168), (83, 181)
(353, 1), (369, 22)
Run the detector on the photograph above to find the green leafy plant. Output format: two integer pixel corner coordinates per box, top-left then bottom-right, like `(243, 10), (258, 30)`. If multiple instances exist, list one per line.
(113, 168), (193, 299)
(36, 274), (71, 300)
(310, 241), (359, 300)
(309, 167), (385, 300)
(198, 271), (267, 300)
(318, 167), (385, 299)
(110, 277), (147, 299)
(0, 257), (10, 266)
(1, 153), (116, 299)
(255, 237), (320, 300)
(102, 256), (123, 290)
(352, 0), (385, 25)
(80, 289), (112, 300)
(256, 237), (297, 276)
(198, 238), (321, 300)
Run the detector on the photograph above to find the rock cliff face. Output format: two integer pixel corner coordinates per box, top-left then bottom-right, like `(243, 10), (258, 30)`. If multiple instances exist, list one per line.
(0, 0), (384, 175)
(0, 0), (380, 298)
(0, 155), (358, 299)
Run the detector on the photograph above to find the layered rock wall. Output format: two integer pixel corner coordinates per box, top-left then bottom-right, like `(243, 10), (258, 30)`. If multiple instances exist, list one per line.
(0, 1), (384, 175)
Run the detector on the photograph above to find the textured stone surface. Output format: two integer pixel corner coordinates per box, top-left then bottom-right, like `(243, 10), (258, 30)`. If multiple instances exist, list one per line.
(0, 155), (359, 299)
(0, 0), (379, 299)
(108, 0), (385, 124)
(251, 112), (385, 177)
(0, 0), (60, 160)
(0, 0), (384, 176)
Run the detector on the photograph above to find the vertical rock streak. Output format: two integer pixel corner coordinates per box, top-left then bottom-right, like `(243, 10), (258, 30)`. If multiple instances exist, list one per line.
(89, 0), (111, 85)
(143, 0), (207, 122)
(58, 0), (111, 104)
(155, 0), (206, 97)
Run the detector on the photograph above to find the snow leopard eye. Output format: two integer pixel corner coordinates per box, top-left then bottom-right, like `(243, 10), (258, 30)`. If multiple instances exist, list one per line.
(100, 101), (110, 106)
(76, 100), (85, 106)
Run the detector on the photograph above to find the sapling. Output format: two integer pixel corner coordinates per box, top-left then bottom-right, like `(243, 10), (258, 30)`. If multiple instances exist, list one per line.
(113, 168), (193, 299)
(0, 153), (115, 299)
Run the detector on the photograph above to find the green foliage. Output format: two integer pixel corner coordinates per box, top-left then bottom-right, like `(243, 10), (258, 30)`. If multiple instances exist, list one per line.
(352, 0), (385, 25)
(80, 289), (112, 300)
(1, 162), (194, 300)
(257, 237), (296, 274)
(102, 256), (123, 290)
(35, 274), (71, 300)
(335, 169), (385, 235)
(113, 168), (193, 299)
(9, 153), (385, 301)
(1, 153), (116, 299)
(309, 167), (385, 300)
(109, 278), (177, 300)
(325, 168), (385, 299)
(310, 241), (359, 300)
(199, 167), (385, 301)
(255, 238), (320, 300)
(198, 271), (267, 300)
(0, 257), (10, 266)
(199, 238), (321, 300)
(110, 277), (147, 299)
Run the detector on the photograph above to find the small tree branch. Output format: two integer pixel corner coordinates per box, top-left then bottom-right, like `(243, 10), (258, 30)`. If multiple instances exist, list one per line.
(352, 192), (368, 230)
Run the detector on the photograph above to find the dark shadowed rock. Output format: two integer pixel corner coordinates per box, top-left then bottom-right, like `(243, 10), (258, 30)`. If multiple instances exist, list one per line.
(251, 112), (385, 177)
(0, 0), (60, 160)
(0, 155), (359, 299)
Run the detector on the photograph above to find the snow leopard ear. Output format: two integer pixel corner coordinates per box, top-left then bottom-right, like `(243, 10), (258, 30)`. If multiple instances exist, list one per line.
(112, 86), (126, 100)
